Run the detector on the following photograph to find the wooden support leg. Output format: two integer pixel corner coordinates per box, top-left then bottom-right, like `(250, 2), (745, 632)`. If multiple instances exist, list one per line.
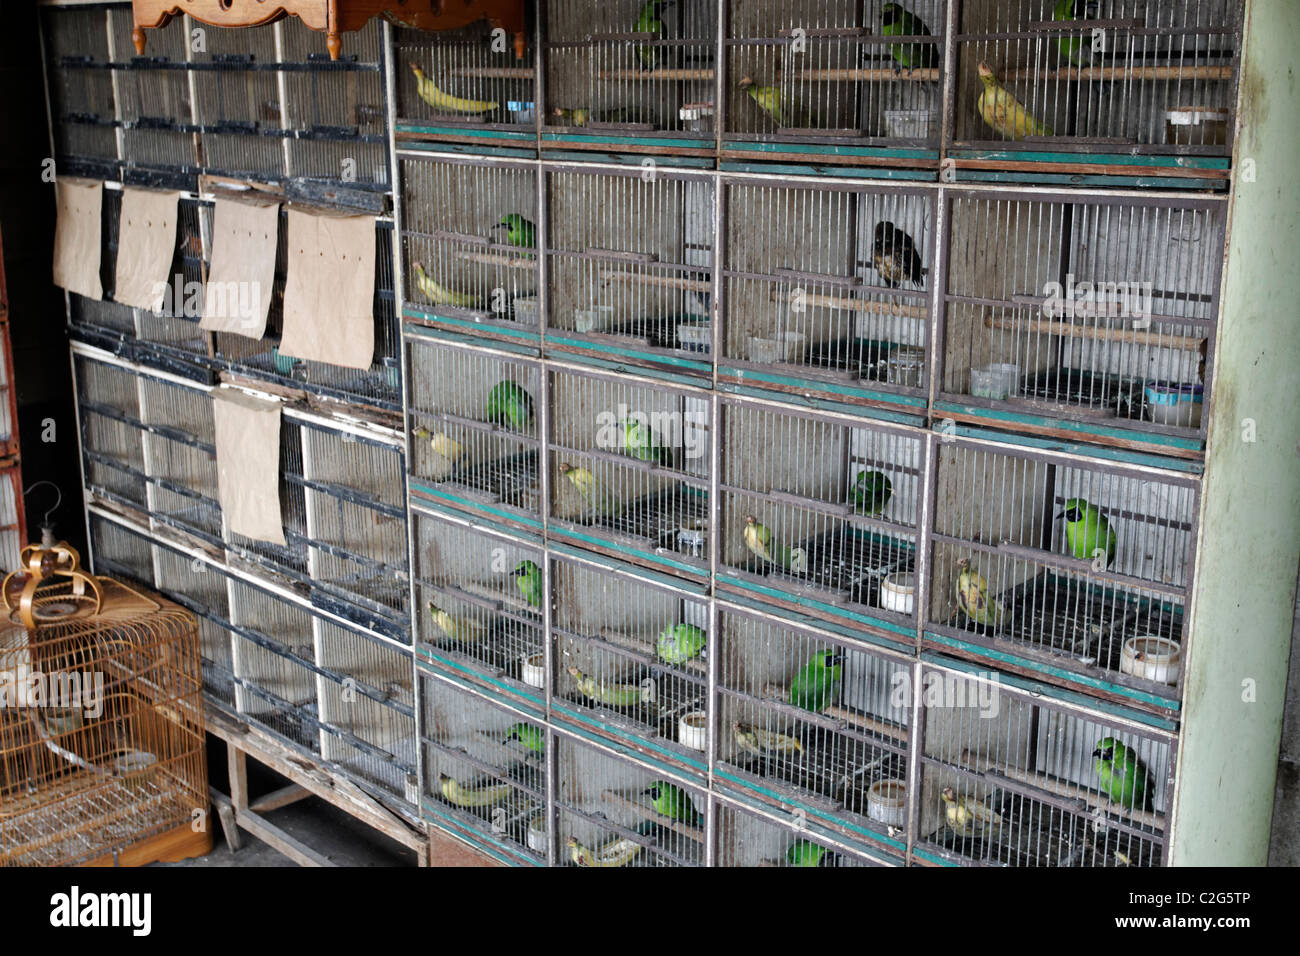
(210, 787), (243, 853)
(228, 746), (248, 813)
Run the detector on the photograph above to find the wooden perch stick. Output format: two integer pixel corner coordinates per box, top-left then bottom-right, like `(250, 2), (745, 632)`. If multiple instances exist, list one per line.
(984, 313), (1205, 351)
(770, 287), (929, 318)
(599, 270), (711, 293)
(796, 67), (940, 82)
(454, 249), (536, 270)
(1007, 65), (1234, 82)
(598, 69), (716, 81)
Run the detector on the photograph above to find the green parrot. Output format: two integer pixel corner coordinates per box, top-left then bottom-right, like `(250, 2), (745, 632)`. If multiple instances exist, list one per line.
(1094, 737), (1150, 810)
(880, 2), (939, 71)
(786, 839), (838, 867)
(852, 469), (893, 516)
(743, 515), (808, 573)
(513, 559), (542, 608)
(502, 721), (545, 756)
(1053, 0), (1099, 66)
(643, 781), (702, 825)
(621, 417), (673, 467)
(788, 649), (845, 713)
(491, 213), (535, 249)
(485, 380), (534, 431)
(656, 623), (706, 666)
(1057, 497), (1117, 567)
(740, 78), (785, 127)
(633, 0), (674, 71)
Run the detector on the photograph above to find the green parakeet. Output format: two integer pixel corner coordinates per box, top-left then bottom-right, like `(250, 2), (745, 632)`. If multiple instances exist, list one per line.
(633, 0), (674, 71)
(656, 623), (706, 665)
(743, 515), (808, 573)
(513, 559), (542, 608)
(786, 839), (838, 867)
(1057, 497), (1117, 568)
(954, 558), (1004, 628)
(880, 3), (939, 71)
(976, 62), (1054, 140)
(1053, 0), (1099, 66)
(560, 463), (623, 518)
(740, 78), (785, 127)
(621, 417), (673, 467)
(852, 469), (894, 516)
(503, 721), (545, 756)
(485, 380), (534, 431)
(643, 781), (702, 825)
(788, 649), (844, 713)
(491, 213), (535, 249)
(1094, 737), (1150, 810)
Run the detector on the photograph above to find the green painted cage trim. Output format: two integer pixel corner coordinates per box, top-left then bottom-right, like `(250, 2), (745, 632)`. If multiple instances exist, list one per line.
(717, 380), (928, 427)
(545, 332), (712, 376)
(545, 346), (714, 390)
(402, 306), (541, 343)
(944, 418), (1206, 474)
(403, 320), (542, 359)
(715, 571), (917, 642)
(719, 161), (938, 181)
(953, 169), (1228, 190)
(408, 496), (546, 547)
(408, 479), (544, 532)
(540, 148), (715, 170)
(948, 147), (1230, 170)
(548, 540), (712, 597)
(420, 805), (542, 866)
(935, 399), (1204, 453)
(549, 706), (710, 778)
(541, 132), (714, 151)
(718, 364), (928, 409)
(550, 526), (708, 578)
(722, 140), (939, 161)
(415, 648), (548, 711)
(396, 123), (536, 142)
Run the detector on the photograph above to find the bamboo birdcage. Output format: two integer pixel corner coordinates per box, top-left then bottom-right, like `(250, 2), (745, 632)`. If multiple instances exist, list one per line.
(0, 551), (208, 867)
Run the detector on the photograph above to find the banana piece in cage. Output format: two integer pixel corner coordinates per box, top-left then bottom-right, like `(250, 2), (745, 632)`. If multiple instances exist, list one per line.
(409, 64), (497, 114)
(439, 773), (511, 808)
(412, 263), (479, 309)
(566, 664), (645, 708)
(568, 833), (643, 867)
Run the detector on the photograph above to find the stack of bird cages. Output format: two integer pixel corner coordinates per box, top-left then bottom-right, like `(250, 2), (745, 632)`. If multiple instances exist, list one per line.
(41, 3), (121, 179)
(924, 436), (1196, 712)
(551, 548), (709, 770)
(420, 672), (547, 865)
(132, 196), (213, 369)
(405, 332), (542, 527)
(714, 605), (912, 853)
(106, 7), (198, 185)
(713, 797), (897, 866)
(392, 19), (538, 152)
(135, 369), (223, 544)
(541, 0), (717, 156)
(556, 732), (707, 867)
(149, 536), (238, 707)
(723, 0), (946, 167)
(88, 509), (157, 589)
(950, 0), (1243, 183)
(400, 153), (540, 344)
(409, 506), (545, 708)
(548, 366), (711, 579)
(720, 176), (933, 416)
(914, 664), (1173, 867)
(73, 350), (149, 514)
(544, 164), (714, 379)
(716, 399), (924, 636)
(936, 188), (1224, 459)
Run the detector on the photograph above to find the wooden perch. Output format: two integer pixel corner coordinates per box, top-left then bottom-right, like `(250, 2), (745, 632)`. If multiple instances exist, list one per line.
(454, 249), (536, 270)
(598, 270), (711, 293)
(450, 67), (535, 79)
(824, 705), (910, 744)
(795, 67), (940, 82)
(984, 313), (1205, 351)
(1006, 65), (1234, 82)
(770, 287), (928, 318)
(598, 69), (716, 81)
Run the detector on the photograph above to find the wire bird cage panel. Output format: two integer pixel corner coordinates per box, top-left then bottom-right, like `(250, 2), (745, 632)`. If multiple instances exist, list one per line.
(134, 196), (213, 359)
(406, 334), (542, 523)
(724, 0), (946, 156)
(89, 512), (157, 589)
(917, 665), (1174, 866)
(541, 0), (717, 150)
(926, 439), (1196, 706)
(411, 508), (544, 705)
(421, 672), (546, 863)
(715, 606), (912, 848)
(714, 798), (896, 866)
(952, 0), (1242, 155)
(400, 155), (539, 341)
(939, 190), (1223, 455)
(556, 732), (706, 866)
(74, 353), (148, 511)
(548, 367), (711, 578)
(545, 165), (714, 379)
(42, 4), (120, 174)
(0, 576), (208, 867)
(718, 400), (922, 630)
(150, 541), (237, 706)
(552, 551), (709, 769)
(721, 177), (933, 414)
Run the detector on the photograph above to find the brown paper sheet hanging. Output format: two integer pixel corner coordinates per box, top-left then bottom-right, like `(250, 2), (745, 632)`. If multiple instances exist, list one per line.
(278, 207), (376, 370)
(213, 388), (286, 547)
(51, 178), (104, 301)
(113, 187), (182, 311)
(200, 195), (282, 338)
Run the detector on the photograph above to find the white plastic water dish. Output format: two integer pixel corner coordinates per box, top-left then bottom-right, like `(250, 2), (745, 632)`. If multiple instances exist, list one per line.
(1119, 636), (1182, 685)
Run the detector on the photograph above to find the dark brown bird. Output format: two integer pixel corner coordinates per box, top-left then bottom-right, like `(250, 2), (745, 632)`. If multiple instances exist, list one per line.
(872, 221), (926, 288)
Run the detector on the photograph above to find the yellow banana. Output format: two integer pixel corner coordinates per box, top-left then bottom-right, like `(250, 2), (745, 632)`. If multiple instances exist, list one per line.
(439, 773), (511, 808)
(412, 263), (478, 309)
(566, 665), (644, 708)
(568, 835), (642, 867)
(976, 62), (1053, 140)
(410, 64), (497, 114)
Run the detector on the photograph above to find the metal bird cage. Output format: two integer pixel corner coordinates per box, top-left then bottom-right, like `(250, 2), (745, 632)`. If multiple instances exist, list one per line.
(724, 0), (946, 161)
(399, 154), (540, 343)
(925, 438), (1196, 710)
(405, 333), (542, 525)
(556, 732), (706, 866)
(0, 468), (26, 577)
(74, 351), (149, 512)
(420, 672), (547, 864)
(721, 176), (933, 412)
(951, 0), (1243, 156)
(916, 664), (1173, 867)
(133, 196), (213, 365)
(42, 4), (121, 178)
(715, 605), (912, 850)
(937, 189), (1225, 457)
(545, 164), (714, 380)
(0, 573), (207, 867)
(541, 0), (718, 152)
(714, 798), (894, 866)
(88, 511), (157, 588)
(552, 549), (709, 768)
(548, 366), (711, 579)
(148, 536), (237, 706)
(410, 507), (545, 707)
(717, 399), (922, 629)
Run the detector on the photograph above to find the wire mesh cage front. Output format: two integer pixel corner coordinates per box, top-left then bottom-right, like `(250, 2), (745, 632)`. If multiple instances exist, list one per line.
(952, 0), (1243, 154)
(927, 440), (1195, 702)
(917, 666), (1173, 866)
(718, 400), (922, 624)
(150, 541), (236, 706)
(542, 0), (718, 145)
(553, 552), (708, 761)
(725, 0), (945, 149)
(43, 4), (120, 174)
(714, 799), (892, 866)
(549, 367), (711, 576)
(0, 576), (207, 866)
(89, 512), (157, 590)
(546, 165), (713, 376)
(722, 177), (932, 409)
(411, 509), (544, 699)
(421, 674), (546, 861)
(557, 734), (706, 866)
(940, 191), (1223, 448)
(716, 607), (912, 846)
(75, 354), (148, 511)
(134, 197), (212, 358)
(136, 374), (222, 542)
(406, 335), (542, 522)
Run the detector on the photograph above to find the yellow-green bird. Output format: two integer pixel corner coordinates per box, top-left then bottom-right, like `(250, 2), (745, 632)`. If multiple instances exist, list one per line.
(976, 62), (1053, 140)
(743, 515), (807, 573)
(739, 77), (785, 127)
(954, 559), (1003, 628)
(426, 603), (481, 645)
(560, 462), (622, 518)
